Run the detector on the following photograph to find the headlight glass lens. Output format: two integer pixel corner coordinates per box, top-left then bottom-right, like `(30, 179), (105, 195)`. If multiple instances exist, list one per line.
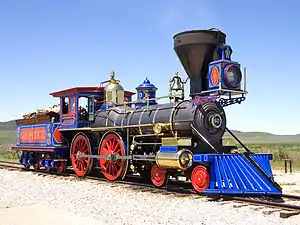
(225, 65), (242, 88)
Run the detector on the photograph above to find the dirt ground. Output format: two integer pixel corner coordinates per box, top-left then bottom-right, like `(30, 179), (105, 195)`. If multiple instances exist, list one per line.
(273, 170), (300, 194)
(0, 203), (101, 225)
(0, 169), (300, 225)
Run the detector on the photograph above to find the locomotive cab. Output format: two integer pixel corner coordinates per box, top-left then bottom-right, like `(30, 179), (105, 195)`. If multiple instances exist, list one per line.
(50, 87), (105, 128)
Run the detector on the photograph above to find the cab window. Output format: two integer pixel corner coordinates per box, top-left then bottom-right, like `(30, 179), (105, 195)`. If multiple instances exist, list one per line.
(69, 97), (75, 112)
(78, 97), (88, 120)
(62, 97), (69, 114)
(62, 97), (75, 114)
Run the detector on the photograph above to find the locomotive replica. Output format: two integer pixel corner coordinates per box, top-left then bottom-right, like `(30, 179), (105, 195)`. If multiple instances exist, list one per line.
(11, 29), (282, 195)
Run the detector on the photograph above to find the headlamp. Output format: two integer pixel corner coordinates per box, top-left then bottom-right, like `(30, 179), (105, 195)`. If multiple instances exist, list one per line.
(224, 65), (242, 88)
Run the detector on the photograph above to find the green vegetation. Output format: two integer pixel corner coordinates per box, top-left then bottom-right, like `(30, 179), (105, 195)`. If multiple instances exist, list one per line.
(0, 120), (300, 170)
(223, 138), (300, 171)
(0, 120), (17, 131)
(278, 182), (296, 186)
(0, 120), (18, 161)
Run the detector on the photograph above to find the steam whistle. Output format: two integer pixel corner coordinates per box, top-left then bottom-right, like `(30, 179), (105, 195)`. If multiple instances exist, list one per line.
(169, 72), (187, 102)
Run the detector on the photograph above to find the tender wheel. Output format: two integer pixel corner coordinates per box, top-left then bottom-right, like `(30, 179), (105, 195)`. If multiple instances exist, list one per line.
(70, 133), (93, 177)
(21, 152), (30, 170)
(151, 164), (168, 187)
(23, 164), (30, 170)
(44, 153), (52, 172)
(56, 154), (67, 174)
(56, 162), (66, 174)
(191, 165), (210, 192)
(99, 132), (126, 181)
(33, 152), (42, 171)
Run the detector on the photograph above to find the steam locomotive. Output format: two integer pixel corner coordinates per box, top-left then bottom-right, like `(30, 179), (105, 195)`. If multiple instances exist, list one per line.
(11, 29), (282, 195)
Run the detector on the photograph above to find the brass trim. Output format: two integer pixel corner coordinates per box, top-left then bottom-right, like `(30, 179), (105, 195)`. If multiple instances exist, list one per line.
(153, 123), (170, 135)
(243, 67), (247, 92)
(155, 149), (193, 170)
(121, 95), (170, 107)
(121, 114), (125, 126)
(127, 105), (137, 126)
(152, 107), (160, 124)
(105, 111), (109, 127)
(153, 123), (162, 135)
(161, 137), (192, 146)
(169, 102), (176, 136)
(169, 100), (188, 137)
(60, 123), (167, 132)
(138, 108), (146, 135)
(130, 133), (165, 138)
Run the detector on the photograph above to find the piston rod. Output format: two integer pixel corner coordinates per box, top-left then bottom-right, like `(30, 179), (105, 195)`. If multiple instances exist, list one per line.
(77, 153), (156, 161)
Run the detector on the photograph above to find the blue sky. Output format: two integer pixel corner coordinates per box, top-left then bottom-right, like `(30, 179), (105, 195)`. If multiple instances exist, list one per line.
(0, 0), (299, 134)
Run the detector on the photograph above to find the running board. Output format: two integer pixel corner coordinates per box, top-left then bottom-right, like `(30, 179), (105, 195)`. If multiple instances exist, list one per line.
(193, 154), (282, 195)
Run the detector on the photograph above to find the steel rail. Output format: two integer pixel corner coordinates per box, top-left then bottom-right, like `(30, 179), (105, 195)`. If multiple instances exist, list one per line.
(281, 194), (300, 200)
(221, 196), (300, 211)
(0, 160), (19, 165)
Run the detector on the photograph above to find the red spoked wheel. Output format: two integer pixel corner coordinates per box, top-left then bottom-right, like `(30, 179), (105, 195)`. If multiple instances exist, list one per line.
(33, 152), (42, 171)
(70, 133), (93, 177)
(191, 165), (210, 193)
(99, 132), (126, 181)
(151, 164), (169, 187)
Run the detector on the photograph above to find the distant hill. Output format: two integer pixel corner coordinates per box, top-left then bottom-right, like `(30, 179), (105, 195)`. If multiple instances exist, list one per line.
(223, 130), (300, 144)
(0, 120), (17, 131)
(0, 120), (300, 144)
(0, 120), (17, 151)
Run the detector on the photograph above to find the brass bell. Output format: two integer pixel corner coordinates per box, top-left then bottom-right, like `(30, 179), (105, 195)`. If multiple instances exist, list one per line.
(170, 72), (183, 91)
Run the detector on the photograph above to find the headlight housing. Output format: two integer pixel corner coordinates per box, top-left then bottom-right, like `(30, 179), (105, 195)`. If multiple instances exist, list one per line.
(224, 64), (242, 88)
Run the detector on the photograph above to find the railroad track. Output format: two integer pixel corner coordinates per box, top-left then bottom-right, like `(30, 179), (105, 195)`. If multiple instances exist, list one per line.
(1, 160), (300, 218)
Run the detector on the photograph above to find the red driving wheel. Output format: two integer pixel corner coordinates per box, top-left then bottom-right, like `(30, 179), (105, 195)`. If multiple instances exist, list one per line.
(70, 133), (93, 177)
(191, 165), (210, 192)
(151, 164), (168, 187)
(99, 133), (126, 181)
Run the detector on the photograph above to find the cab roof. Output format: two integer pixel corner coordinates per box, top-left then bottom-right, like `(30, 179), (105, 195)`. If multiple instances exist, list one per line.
(50, 86), (135, 97)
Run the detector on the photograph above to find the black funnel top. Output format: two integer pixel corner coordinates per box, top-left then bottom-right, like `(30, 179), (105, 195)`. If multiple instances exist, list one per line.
(173, 29), (226, 96)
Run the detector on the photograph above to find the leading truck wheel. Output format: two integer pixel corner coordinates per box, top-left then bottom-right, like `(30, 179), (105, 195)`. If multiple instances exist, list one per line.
(99, 132), (127, 181)
(70, 133), (93, 177)
(151, 164), (169, 187)
(191, 165), (210, 192)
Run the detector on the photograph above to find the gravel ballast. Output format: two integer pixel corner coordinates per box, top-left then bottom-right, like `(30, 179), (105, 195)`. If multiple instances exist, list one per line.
(0, 169), (300, 225)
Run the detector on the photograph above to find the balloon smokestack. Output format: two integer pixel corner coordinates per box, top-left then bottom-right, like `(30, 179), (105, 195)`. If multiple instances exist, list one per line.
(173, 29), (226, 97)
